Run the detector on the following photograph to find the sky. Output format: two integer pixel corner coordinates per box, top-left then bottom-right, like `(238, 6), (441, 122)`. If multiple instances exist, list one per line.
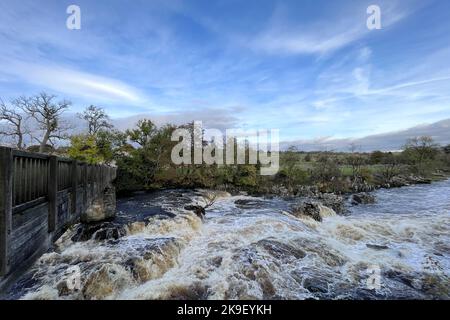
(0, 0), (449, 146)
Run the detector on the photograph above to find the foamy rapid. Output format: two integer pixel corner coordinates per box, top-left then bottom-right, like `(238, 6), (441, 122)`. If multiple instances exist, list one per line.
(6, 181), (450, 300)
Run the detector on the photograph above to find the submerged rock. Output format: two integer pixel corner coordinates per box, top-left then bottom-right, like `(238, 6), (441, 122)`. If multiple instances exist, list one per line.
(56, 266), (81, 296)
(317, 193), (346, 214)
(255, 239), (306, 260)
(290, 268), (338, 299)
(351, 193), (376, 205)
(72, 222), (127, 242)
(234, 199), (267, 209)
(384, 269), (418, 289)
(121, 237), (182, 283)
(303, 277), (329, 294)
(290, 202), (336, 222)
(292, 238), (347, 267)
(82, 263), (133, 300)
(184, 205), (206, 218)
(163, 282), (211, 300)
(366, 244), (389, 250)
(230, 247), (278, 299)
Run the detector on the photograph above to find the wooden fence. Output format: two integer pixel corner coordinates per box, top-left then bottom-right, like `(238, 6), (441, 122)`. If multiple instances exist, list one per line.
(0, 147), (116, 277)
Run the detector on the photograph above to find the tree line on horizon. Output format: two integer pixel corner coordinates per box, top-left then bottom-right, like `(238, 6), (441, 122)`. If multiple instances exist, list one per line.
(1, 92), (450, 195)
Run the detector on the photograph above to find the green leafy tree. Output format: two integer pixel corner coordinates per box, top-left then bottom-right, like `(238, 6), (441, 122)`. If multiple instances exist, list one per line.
(116, 120), (179, 191)
(126, 119), (157, 148)
(279, 146), (308, 188)
(304, 153), (312, 162)
(68, 134), (103, 164)
(95, 129), (128, 164)
(234, 165), (258, 187)
(402, 136), (440, 175)
(370, 150), (385, 164)
(310, 153), (343, 192)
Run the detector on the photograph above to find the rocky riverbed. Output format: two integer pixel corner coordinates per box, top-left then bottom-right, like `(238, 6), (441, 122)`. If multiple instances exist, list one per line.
(3, 180), (450, 300)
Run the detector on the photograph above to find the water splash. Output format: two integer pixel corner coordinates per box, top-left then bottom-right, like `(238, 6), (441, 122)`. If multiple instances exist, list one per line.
(8, 182), (450, 300)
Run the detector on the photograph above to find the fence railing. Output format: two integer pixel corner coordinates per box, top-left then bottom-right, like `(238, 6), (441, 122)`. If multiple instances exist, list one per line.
(0, 147), (116, 276)
(12, 152), (49, 208)
(9, 151), (116, 210)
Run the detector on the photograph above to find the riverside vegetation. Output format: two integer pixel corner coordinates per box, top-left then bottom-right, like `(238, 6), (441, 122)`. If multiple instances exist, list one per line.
(1, 96), (449, 200)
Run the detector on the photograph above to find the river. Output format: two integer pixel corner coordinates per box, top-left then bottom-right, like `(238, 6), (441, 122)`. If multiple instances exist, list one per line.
(6, 180), (450, 300)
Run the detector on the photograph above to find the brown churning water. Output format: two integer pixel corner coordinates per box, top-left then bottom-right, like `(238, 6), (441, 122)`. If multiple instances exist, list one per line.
(8, 181), (450, 300)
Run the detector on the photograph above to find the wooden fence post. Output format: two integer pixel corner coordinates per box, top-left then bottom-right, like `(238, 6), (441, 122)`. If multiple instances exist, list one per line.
(48, 156), (58, 232)
(0, 147), (13, 276)
(89, 165), (94, 200)
(71, 160), (78, 215)
(83, 163), (88, 211)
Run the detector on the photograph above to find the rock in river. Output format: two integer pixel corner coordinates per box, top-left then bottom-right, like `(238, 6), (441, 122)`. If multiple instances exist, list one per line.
(184, 205), (206, 218)
(366, 244), (389, 250)
(350, 193), (376, 205)
(71, 222), (127, 242)
(290, 202), (336, 222)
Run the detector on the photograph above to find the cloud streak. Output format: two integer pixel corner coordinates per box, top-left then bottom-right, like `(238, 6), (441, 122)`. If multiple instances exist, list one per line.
(246, 0), (413, 56)
(0, 61), (147, 104)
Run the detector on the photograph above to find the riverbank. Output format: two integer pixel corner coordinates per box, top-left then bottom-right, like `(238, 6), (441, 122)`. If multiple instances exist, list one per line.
(205, 173), (450, 217)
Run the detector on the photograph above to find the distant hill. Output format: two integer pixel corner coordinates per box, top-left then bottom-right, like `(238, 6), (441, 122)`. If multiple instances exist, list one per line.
(281, 118), (450, 152)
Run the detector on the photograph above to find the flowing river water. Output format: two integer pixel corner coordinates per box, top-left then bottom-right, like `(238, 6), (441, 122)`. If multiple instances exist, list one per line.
(5, 180), (450, 300)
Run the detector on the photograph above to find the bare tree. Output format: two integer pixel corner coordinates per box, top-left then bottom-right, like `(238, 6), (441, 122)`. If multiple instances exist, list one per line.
(346, 143), (366, 181)
(0, 97), (30, 150)
(404, 136), (440, 163)
(78, 105), (113, 135)
(203, 191), (218, 209)
(403, 136), (440, 175)
(380, 152), (401, 181)
(185, 191), (218, 220)
(25, 93), (72, 153)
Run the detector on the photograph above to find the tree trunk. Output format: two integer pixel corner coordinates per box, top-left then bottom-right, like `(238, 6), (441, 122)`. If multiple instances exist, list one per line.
(17, 133), (23, 150)
(39, 130), (51, 153)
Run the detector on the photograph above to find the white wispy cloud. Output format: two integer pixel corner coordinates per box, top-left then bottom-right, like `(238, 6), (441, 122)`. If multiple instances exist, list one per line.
(369, 76), (450, 95)
(0, 61), (147, 104)
(250, 26), (362, 56)
(247, 1), (414, 56)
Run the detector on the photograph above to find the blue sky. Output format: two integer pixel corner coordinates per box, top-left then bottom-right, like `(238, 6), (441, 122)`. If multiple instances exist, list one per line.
(1, 0), (450, 143)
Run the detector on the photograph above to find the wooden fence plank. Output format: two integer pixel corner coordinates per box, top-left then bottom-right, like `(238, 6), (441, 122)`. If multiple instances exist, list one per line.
(48, 156), (58, 232)
(71, 160), (77, 214)
(0, 147), (13, 276)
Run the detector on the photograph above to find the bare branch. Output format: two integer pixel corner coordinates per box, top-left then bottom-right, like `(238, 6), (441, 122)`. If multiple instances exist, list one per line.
(23, 92), (72, 153)
(203, 191), (218, 209)
(0, 97), (29, 149)
(78, 105), (113, 135)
